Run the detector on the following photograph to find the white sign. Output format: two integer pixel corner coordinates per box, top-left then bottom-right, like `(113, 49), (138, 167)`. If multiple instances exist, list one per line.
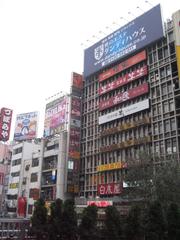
(99, 99), (149, 125)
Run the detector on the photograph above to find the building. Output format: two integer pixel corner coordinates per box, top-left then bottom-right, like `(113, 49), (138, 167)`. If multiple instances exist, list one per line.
(6, 141), (41, 217)
(79, 5), (180, 208)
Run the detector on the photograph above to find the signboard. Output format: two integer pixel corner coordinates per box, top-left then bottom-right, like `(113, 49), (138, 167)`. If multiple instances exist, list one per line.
(99, 65), (148, 95)
(99, 83), (148, 111)
(99, 50), (146, 82)
(44, 96), (68, 137)
(172, 10), (180, 80)
(14, 111), (38, 141)
(87, 200), (113, 207)
(99, 99), (149, 124)
(97, 162), (127, 172)
(0, 108), (13, 141)
(98, 183), (123, 196)
(84, 4), (164, 77)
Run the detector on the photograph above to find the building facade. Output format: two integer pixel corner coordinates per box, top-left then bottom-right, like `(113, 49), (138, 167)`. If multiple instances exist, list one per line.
(79, 6), (180, 205)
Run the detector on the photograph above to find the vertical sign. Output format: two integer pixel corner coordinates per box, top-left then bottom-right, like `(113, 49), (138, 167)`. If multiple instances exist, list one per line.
(0, 108), (13, 141)
(172, 10), (180, 81)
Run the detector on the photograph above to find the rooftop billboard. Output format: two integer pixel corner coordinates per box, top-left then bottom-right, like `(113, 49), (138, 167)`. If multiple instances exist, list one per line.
(0, 108), (13, 142)
(14, 111), (38, 141)
(84, 4), (164, 77)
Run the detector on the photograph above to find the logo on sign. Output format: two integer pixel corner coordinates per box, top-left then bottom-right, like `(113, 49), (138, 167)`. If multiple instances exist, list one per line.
(94, 44), (104, 60)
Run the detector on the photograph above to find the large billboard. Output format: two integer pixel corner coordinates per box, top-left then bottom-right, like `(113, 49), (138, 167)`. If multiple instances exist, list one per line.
(14, 111), (38, 141)
(99, 99), (149, 125)
(84, 4), (164, 77)
(0, 108), (13, 142)
(44, 96), (68, 137)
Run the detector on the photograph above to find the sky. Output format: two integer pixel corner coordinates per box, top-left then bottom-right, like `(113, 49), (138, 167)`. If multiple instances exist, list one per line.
(0, 0), (180, 139)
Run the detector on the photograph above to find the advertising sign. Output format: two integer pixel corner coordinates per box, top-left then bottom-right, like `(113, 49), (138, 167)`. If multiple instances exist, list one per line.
(84, 4), (164, 77)
(0, 108), (13, 141)
(172, 10), (180, 81)
(99, 99), (149, 124)
(99, 83), (148, 111)
(72, 72), (83, 89)
(99, 65), (148, 95)
(14, 111), (38, 141)
(87, 200), (113, 207)
(99, 50), (146, 82)
(44, 96), (68, 137)
(98, 183), (123, 196)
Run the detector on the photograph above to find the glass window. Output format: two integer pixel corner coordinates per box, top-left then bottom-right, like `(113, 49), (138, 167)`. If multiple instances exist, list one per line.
(30, 173), (38, 182)
(32, 158), (39, 167)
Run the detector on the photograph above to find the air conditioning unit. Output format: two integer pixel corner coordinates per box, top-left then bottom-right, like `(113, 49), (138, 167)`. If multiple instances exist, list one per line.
(25, 165), (30, 171)
(22, 177), (27, 184)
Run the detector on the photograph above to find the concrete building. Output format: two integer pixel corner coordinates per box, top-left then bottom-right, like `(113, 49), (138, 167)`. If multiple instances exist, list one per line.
(79, 5), (180, 208)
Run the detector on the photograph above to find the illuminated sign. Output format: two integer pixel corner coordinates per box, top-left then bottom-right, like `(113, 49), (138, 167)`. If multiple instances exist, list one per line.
(9, 183), (19, 189)
(98, 183), (123, 196)
(84, 4), (164, 77)
(99, 65), (148, 95)
(97, 162), (127, 172)
(99, 50), (146, 82)
(99, 99), (149, 124)
(99, 83), (148, 111)
(87, 201), (113, 207)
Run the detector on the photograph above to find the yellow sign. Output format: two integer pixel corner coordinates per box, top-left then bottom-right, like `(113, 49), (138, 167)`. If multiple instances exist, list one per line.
(173, 10), (180, 81)
(9, 183), (19, 189)
(97, 162), (126, 172)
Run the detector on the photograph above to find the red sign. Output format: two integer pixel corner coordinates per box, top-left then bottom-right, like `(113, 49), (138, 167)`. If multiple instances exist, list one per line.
(87, 200), (113, 207)
(98, 183), (123, 196)
(72, 72), (83, 89)
(99, 50), (146, 82)
(0, 108), (13, 141)
(99, 83), (149, 111)
(17, 197), (27, 217)
(99, 65), (148, 95)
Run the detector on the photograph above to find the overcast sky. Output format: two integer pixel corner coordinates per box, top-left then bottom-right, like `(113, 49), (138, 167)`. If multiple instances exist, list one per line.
(0, 0), (180, 139)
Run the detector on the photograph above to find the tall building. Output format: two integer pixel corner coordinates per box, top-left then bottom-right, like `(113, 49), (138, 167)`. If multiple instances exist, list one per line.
(79, 5), (180, 206)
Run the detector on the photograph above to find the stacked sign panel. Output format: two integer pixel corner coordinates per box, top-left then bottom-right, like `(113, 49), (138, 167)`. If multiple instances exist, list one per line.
(14, 111), (39, 141)
(67, 73), (83, 193)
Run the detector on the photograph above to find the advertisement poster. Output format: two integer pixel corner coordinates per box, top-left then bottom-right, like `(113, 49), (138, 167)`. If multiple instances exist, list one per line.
(0, 108), (13, 141)
(14, 111), (38, 141)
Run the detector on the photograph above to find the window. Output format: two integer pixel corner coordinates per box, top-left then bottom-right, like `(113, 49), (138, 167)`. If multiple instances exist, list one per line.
(28, 205), (33, 215)
(164, 120), (170, 132)
(30, 173), (38, 182)
(32, 158), (39, 167)
(12, 158), (21, 166)
(13, 147), (22, 155)
(11, 171), (20, 177)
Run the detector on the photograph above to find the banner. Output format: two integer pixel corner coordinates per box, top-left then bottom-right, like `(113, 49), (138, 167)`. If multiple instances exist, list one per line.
(98, 183), (123, 196)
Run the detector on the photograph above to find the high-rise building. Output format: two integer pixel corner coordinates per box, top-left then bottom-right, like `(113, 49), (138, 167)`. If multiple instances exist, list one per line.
(79, 5), (180, 207)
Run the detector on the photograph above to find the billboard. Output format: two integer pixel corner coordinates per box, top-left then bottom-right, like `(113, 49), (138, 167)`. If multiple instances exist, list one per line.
(98, 183), (123, 196)
(0, 108), (13, 142)
(172, 10), (180, 81)
(99, 83), (149, 111)
(97, 162), (127, 172)
(99, 99), (149, 124)
(44, 96), (68, 137)
(99, 65), (148, 95)
(71, 72), (83, 89)
(99, 50), (146, 82)
(14, 111), (38, 141)
(84, 4), (164, 77)
(87, 200), (113, 207)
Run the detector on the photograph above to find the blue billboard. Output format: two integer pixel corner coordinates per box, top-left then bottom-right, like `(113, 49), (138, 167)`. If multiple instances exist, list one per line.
(83, 4), (164, 77)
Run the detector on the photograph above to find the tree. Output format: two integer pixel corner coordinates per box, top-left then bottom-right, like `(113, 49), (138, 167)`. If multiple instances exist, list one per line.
(61, 199), (78, 240)
(31, 198), (48, 240)
(48, 198), (63, 240)
(78, 205), (99, 240)
(143, 201), (166, 240)
(102, 206), (122, 240)
(167, 203), (180, 240)
(124, 205), (143, 240)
